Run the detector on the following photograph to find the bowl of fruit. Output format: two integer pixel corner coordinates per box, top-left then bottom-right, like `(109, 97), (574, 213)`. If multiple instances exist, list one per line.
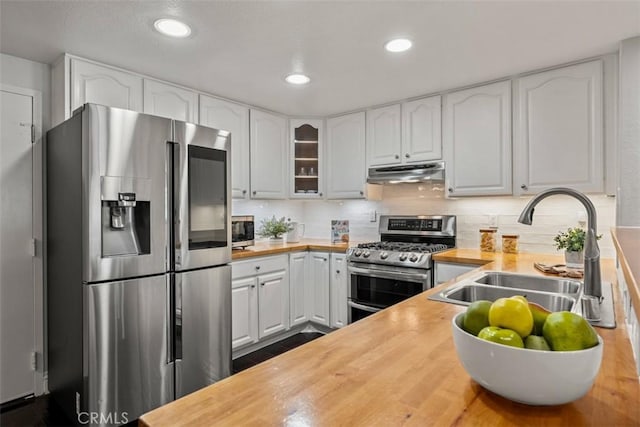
(451, 296), (603, 406)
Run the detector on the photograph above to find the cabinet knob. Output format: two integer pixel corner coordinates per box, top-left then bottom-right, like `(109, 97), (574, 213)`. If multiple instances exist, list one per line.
(319, 192), (323, 197)
(242, 189), (247, 195)
(448, 187), (453, 193)
(405, 153), (410, 158)
(395, 154), (400, 160)
(359, 190), (364, 196)
(250, 284), (256, 289)
(260, 282), (265, 287)
(521, 184), (528, 190)
(336, 270), (340, 274)
(255, 265), (260, 270)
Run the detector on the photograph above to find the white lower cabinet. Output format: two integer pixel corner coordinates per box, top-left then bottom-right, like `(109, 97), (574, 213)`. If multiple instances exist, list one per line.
(330, 253), (348, 328)
(308, 252), (331, 327)
(289, 251), (309, 327)
(231, 255), (289, 350)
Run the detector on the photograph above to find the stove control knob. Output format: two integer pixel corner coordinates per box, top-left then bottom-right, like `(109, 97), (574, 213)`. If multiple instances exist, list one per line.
(398, 253), (408, 261)
(354, 249), (363, 257)
(380, 251), (389, 260)
(409, 253), (419, 262)
(362, 250), (371, 258)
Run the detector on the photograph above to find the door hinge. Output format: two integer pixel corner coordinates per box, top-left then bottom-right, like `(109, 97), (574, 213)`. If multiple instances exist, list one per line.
(29, 238), (36, 257)
(30, 351), (37, 371)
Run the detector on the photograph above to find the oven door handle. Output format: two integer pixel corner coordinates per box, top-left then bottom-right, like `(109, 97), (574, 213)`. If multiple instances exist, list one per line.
(348, 265), (430, 282)
(348, 301), (383, 313)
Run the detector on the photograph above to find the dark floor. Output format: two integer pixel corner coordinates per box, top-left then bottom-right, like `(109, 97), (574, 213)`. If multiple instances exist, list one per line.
(0, 332), (323, 427)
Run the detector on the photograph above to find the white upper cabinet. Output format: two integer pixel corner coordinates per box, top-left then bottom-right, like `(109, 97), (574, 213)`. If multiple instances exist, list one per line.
(443, 80), (512, 197)
(401, 96), (442, 163)
(514, 60), (604, 195)
(326, 112), (366, 199)
(71, 59), (143, 113)
(367, 104), (402, 167)
(250, 109), (288, 199)
(199, 96), (250, 199)
(143, 79), (197, 122)
(290, 119), (324, 199)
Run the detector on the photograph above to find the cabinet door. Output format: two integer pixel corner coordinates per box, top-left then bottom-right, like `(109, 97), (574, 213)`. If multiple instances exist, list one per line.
(231, 277), (258, 349)
(250, 110), (288, 199)
(443, 80), (512, 196)
(71, 59), (143, 113)
(200, 96), (250, 199)
(308, 252), (330, 327)
(258, 270), (289, 338)
(330, 253), (348, 329)
(326, 112), (366, 199)
(143, 79), (197, 122)
(514, 60), (603, 195)
(289, 252), (309, 327)
(367, 104), (402, 167)
(290, 119), (324, 199)
(402, 96), (442, 162)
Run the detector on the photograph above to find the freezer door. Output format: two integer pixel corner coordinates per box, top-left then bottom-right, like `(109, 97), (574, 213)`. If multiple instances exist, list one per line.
(83, 104), (171, 282)
(175, 265), (231, 398)
(173, 121), (231, 270)
(85, 275), (173, 424)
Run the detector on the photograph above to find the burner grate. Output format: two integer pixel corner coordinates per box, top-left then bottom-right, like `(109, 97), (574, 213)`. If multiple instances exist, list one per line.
(357, 241), (451, 253)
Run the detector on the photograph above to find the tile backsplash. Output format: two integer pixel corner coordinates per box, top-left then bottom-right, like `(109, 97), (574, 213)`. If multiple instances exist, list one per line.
(233, 183), (616, 258)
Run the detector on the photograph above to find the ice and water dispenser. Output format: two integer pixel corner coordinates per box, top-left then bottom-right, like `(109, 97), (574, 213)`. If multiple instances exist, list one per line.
(101, 177), (151, 257)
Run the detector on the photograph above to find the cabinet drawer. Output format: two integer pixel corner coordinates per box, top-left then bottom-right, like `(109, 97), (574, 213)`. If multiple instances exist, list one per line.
(232, 255), (288, 279)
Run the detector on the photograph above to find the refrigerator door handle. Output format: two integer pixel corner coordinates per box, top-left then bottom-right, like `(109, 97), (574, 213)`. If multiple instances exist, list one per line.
(166, 274), (174, 365)
(171, 142), (181, 269)
(175, 273), (183, 360)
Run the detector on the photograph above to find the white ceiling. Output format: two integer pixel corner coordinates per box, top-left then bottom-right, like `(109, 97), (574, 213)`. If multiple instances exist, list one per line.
(1, 1), (639, 116)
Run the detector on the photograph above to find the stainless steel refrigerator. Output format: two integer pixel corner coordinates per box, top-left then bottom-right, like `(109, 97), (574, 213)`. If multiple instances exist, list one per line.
(46, 104), (231, 425)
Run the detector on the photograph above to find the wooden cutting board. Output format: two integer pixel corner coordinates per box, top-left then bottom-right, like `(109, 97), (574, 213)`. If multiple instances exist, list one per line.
(534, 262), (584, 278)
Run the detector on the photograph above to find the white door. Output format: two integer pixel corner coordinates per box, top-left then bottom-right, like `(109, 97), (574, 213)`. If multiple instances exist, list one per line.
(514, 60), (603, 195)
(289, 252), (308, 327)
(231, 277), (258, 349)
(367, 104), (402, 167)
(199, 96), (250, 199)
(443, 80), (512, 196)
(0, 89), (35, 403)
(258, 270), (289, 338)
(402, 96), (442, 162)
(330, 254), (348, 329)
(250, 110), (288, 199)
(308, 253), (330, 327)
(143, 79), (198, 122)
(326, 112), (366, 199)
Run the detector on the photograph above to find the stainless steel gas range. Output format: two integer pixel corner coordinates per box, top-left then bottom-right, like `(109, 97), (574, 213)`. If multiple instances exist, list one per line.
(346, 215), (456, 323)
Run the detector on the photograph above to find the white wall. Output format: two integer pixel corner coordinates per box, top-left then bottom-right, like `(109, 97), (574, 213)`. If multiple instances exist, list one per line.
(239, 183), (617, 258)
(617, 36), (640, 226)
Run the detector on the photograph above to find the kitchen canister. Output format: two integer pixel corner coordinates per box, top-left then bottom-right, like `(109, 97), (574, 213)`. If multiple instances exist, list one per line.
(502, 234), (519, 254)
(479, 228), (498, 252)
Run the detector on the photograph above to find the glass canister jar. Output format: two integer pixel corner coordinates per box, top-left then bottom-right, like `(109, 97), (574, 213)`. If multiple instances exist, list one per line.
(502, 234), (519, 254)
(479, 228), (498, 252)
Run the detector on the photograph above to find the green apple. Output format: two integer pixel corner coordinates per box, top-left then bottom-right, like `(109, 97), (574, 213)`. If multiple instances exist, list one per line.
(477, 326), (524, 348)
(542, 311), (599, 351)
(463, 300), (492, 336)
(524, 335), (551, 351)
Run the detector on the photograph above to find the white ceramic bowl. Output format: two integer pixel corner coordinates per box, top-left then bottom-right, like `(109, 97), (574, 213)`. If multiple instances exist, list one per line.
(451, 311), (603, 405)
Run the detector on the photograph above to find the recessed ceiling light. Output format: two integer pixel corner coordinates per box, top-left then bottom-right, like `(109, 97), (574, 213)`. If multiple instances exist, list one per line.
(154, 18), (191, 38)
(285, 73), (311, 85)
(385, 38), (412, 53)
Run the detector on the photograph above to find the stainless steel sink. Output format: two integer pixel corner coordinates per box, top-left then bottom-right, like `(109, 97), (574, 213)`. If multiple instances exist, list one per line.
(473, 272), (581, 294)
(428, 271), (582, 313)
(440, 283), (576, 312)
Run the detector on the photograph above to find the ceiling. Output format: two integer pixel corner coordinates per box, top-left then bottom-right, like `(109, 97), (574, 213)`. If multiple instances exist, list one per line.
(1, 1), (639, 116)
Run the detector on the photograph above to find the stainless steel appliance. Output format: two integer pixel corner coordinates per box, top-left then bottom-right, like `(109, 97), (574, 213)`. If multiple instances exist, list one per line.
(367, 161), (445, 184)
(346, 215), (456, 323)
(46, 104), (231, 425)
(231, 215), (255, 248)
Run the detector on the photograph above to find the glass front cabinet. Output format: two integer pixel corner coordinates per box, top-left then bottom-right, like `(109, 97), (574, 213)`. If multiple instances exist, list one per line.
(290, 119), (324, 198)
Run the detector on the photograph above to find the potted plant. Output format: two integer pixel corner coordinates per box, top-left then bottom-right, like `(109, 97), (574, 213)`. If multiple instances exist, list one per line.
(553, 227), (601, 268)
(257, 216), (293, 243)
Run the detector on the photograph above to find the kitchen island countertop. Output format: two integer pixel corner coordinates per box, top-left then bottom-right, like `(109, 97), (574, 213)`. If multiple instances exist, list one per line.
(140, 250), (639, 426)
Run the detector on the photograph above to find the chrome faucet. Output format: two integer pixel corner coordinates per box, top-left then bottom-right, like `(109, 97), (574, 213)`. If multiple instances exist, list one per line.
(517, 188), (602, 302)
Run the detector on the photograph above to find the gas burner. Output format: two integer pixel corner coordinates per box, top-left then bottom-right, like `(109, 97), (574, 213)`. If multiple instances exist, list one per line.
(357, 241), (451, 254)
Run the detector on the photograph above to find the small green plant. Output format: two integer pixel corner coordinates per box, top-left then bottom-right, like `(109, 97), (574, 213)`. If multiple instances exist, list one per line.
(554, 227), (601, 252)
(257, 216), (293, 239)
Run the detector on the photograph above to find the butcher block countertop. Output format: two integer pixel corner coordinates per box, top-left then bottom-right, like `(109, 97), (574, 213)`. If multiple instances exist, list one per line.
(611, 227), (640, 321)
(140, 251), (640, 427)
(231, 238), (352, 260)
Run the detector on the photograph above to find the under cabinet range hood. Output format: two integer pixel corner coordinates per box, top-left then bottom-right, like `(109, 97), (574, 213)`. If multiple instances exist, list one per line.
(367, 161), (445, 184)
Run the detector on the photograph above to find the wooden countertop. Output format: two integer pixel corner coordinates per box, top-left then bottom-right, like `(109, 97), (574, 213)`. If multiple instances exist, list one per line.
(231, 238), (352, 260)
(140, 251), (640, 427)
(611, 227), (640, 319)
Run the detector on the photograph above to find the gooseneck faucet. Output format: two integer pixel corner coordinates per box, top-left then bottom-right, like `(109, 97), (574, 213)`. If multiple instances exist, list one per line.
(517, 187), (602, 300)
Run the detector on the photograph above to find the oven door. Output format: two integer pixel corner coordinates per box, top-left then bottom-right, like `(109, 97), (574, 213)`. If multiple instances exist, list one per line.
(347, 263), (431, 323)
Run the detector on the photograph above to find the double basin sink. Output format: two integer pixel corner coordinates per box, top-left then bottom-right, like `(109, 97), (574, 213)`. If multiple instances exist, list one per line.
(429, 271), (582, 313)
